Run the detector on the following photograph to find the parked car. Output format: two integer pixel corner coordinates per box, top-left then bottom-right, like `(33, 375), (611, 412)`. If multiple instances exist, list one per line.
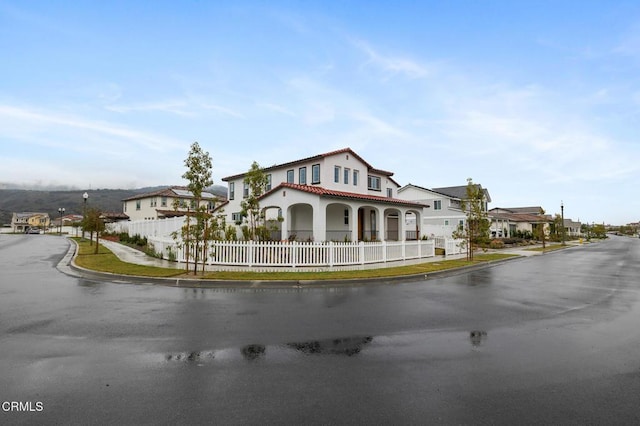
(25, 227), (41, 234)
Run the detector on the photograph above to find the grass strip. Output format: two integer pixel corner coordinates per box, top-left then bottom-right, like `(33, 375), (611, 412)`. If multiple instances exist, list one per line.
(73, 239), (184, 278)
(523, 244), (567, 253)
(72, 238), (518, 281)
(199, 253), (518, 281)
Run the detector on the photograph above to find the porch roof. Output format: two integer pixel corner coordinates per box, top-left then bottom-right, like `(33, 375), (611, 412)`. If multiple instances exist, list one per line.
(262, 183), (429, 209)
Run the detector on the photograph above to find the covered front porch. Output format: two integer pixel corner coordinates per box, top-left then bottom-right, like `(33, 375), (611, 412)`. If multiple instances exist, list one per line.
(260, 187), (425, 243)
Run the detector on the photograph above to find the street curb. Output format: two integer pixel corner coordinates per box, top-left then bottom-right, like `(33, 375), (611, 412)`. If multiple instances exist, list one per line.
(62, 239), (529, 289)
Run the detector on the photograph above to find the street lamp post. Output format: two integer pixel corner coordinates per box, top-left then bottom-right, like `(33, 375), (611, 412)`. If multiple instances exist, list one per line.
(58, 207), (65, 235)
(82, 192), (89, 239)
(560, 201), (565, 246)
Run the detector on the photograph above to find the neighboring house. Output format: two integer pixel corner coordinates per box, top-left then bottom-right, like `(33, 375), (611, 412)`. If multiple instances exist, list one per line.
(488, 207), (550, 238)
(221, 148), (427, 242)
(121, 186), (219, 221)
(563, 219), (582, 237)
(11, 212), (51, 232)
(51, 214), (84, 228)
(397, 183), (491, 238)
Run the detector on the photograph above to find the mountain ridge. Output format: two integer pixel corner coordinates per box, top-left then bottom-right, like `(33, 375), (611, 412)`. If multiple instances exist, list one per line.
(0, 185), (227, 226)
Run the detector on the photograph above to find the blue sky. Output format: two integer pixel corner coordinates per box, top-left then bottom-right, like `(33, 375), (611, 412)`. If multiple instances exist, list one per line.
(1, 1), (639, 225)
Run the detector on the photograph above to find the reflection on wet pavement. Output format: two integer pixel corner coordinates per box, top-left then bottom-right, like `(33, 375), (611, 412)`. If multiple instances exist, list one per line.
(470, 330), (488, 347)
(164, 335), (374, 364)
(287, 336), (373, 356)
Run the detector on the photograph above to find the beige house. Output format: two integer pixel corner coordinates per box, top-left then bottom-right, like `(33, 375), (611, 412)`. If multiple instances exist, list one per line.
(121, 186), (219, 221)
(489, 207), (551, 238)
(11, 212), (51, 232)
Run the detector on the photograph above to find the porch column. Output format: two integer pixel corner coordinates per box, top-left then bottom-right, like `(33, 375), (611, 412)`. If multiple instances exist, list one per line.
(397, 210), (406, 241)
(312, 201), (326, 242)
(376, 207), (385, 241)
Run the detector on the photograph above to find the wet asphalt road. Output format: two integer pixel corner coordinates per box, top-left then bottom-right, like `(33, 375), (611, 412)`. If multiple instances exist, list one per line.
(1, 235), (640, 425)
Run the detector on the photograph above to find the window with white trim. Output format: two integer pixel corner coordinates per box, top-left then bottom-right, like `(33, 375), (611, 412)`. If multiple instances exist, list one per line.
(312, 164), (320, 184)
(334, 166), (341, 183)
(286, 169), (294, 184)
(299, 167), (307, 185)
(344, 168), (350, 184)
(434, 200), (442, 210)
(367, 175), (381, 191)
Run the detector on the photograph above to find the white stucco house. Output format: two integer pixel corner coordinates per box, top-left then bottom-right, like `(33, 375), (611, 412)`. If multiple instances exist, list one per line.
(221, 148), (427, 242)
(397, 183), (491, 238)
(121, 186), (218, 221)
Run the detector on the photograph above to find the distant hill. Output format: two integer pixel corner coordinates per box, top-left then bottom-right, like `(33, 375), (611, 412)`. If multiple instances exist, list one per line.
(0, 185), (228, 226)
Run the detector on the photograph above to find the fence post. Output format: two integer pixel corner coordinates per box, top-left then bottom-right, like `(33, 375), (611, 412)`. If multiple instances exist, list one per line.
(359, 241), (365, 265)
(291, 241), (297, 268)
(382, 240), (387, 263)
(329, 241), (334, 267)
(248, 240), (254, 267)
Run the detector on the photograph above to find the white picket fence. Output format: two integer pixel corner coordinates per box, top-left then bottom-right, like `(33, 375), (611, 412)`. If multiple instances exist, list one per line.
(107, 217), (186, 239)
(147, 237), (436, 268)
(434, 237), (465, 255)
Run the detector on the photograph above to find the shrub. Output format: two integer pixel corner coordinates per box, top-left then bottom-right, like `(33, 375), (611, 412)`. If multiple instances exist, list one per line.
(489, 239), (505, 249)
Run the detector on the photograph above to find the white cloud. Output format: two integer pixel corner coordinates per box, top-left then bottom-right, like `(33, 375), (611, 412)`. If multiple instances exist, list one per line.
(351, 39), (431, 79)
(0, 104), (185, 155)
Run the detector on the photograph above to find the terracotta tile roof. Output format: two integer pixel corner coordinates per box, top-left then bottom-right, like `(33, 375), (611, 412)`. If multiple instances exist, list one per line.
(261, 183), (429, 208)
(222, 147), (395, 181)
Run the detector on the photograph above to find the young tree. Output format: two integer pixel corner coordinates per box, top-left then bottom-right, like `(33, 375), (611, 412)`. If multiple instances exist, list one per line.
(537, 207), (546, 249)
(181, 142), (213, 275)
(453, 178), (490, 261)
(240, 161), (269, 240)
(82, 208), (105, 254)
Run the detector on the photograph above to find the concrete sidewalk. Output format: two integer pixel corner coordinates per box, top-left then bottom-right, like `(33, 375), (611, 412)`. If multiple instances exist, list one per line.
(97, 239), (571, 274)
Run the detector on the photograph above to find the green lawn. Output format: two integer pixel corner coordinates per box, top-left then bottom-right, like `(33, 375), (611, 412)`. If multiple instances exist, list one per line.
(72, 238), (518, 281)
(524, 244), (567, 253)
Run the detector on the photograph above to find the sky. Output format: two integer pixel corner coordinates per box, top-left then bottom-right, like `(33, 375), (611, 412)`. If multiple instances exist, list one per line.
(1, 1), (639, 225)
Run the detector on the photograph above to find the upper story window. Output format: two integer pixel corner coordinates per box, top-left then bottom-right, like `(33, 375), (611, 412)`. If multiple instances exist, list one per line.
(386, 188), (393, 198)
(229, 182), (235, 200)
(136, 200), (141, 211)
(299, 167), (307, 185)
(353, 170), (359, 186)
(286, 169), (294, 184)
(161, 196), (167, 207)
(433, 200), (442, 210)
(150, 197), (157, 207)
(243, 182), (249, 198)
(334, 166), (341, 183)
(266, 174), (272, 191)
(367, 175), (381, 191)
(312, 164), (320, 184)
(344, 168), (350, 185)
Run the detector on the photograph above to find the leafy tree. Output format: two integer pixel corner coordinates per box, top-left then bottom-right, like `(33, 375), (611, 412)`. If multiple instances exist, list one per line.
(180, 142), (213, 275)
(453, 178), (490, 261)
(240, 161), (269, 240)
